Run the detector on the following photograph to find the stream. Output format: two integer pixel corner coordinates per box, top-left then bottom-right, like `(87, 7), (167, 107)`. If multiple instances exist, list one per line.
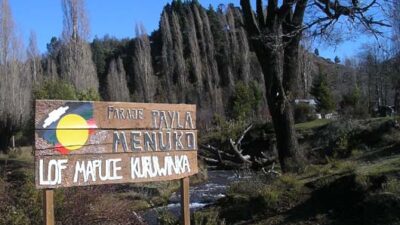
(141, 170), (250, 224)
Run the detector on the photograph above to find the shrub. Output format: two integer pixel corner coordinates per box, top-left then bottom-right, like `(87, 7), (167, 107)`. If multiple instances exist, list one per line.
(310, 73), (335, 114)
(34, 79), (100, 101)
(340, 85), (369, 118)
(294, 103), (317, 123)
(382, 178), (400, 195)
(157, 208), (178, 225)
(77, 88), (101, 101)
(231, 81), (262, 121)
(222, 173), (304, 222)
(0, 205), (30, 225)
(192, 209), (225, 225)
(34, 79), (78, 100)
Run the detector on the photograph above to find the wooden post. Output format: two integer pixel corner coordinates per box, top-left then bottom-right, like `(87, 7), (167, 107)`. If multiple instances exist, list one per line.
(11, 135), (15, 151)
(180, 177), (190, 225)
(43, 189), (54, 225)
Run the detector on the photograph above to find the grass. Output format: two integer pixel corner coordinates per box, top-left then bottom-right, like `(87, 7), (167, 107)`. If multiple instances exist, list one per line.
(0, 146), (202, 224)
(195, 118), (400, 225)
(295, 119), (331, 130)
(382, 178), (400, 195)
(357, 155), (400, 176)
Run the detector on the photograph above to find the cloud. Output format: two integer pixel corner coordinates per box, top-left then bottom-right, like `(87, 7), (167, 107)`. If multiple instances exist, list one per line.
(43, 106), (69, 128)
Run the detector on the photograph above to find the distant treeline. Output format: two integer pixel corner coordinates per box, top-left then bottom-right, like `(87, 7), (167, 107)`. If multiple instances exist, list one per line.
(0, 0), (399, 151)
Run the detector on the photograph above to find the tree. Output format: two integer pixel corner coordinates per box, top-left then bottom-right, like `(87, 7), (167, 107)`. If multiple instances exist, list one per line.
(232, 81), (262, 121)
(334, 56), (341, 64)
(358, 44), (392, 113)
(27, 31), (43, 84)
(107, 57), (130, 102)
(314, 48), (320, 56)
(240, 0), (387, 172)
(391, 0), (400, 114)
(132, 24), (156, 102)
(59, 0), (99, 92)
(298, 34), (314, 98)
(310, 73), (335, 114)
(0, 0), (32, 152)
(340, 85), (369, 118)
(393, 0), (400, 53)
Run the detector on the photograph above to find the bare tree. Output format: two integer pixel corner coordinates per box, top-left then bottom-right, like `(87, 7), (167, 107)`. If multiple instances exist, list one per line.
(61, 0), (89, 42)
(298, 33), (314, 98)
(240, 0), (389, 172)
(0, 0), (32, 152)
(357, 43), (394, 115)
(107, 57), (130, 102)
(59, 0), (98, 92)
(27, 31), (43, 84)
(159, 10), (187, 103)
(392, 0), (400, 51)
(132, 24), (156, 102)
(392, 0), (400, 113)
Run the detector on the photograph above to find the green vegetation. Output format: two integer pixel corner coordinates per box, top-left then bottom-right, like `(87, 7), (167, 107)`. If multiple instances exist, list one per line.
(0, 148), (206, 225)
(34, 79), (100, 101)
(310, 73), (335, 114)
(294, 104), (317, 123)
(340, 85), (368, 118)
(295, 119), (331, 130)
(194, 118), (400, 225)
(231, 81), (262, 121)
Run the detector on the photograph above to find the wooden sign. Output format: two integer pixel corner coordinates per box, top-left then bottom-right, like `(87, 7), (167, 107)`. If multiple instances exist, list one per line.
(34, 100), (198, 189)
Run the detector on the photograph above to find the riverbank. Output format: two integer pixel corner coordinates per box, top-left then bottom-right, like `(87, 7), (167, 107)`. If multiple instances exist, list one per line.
(1, 118), (399, 224)
(190, 118), (400, 225)
(0, 148), (206, 225)
(142, 170), (247, 224)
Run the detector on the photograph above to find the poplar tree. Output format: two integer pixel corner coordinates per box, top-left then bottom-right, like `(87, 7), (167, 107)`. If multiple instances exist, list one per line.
(0, 0), (32, 152)
(107, 57), (130, 102)
(59, 0), (99, 92)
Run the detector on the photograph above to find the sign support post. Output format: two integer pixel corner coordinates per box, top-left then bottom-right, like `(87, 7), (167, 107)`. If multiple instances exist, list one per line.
(43, 189), (54, 225)
(181, 177), (190, 225)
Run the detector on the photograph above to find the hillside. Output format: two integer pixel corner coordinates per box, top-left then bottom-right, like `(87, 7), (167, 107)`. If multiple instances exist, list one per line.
(87, 2), (363, 126)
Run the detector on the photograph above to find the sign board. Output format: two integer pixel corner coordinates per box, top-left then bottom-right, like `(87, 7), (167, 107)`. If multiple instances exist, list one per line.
(34, 100), (198, 189)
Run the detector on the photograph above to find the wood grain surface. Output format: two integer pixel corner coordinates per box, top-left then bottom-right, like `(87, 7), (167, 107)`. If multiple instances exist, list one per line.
(35, 151), (198, 189)
(35, 129), (197, 155)
(34, 100), (198, 189)
(35, 100), (196, 130)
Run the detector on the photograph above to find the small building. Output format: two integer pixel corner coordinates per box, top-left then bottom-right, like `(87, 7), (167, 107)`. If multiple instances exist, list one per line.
(295, 99), (317, 106)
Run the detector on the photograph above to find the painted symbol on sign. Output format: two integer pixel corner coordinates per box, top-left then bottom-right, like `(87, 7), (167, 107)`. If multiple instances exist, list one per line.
(38, 102), (97, 155)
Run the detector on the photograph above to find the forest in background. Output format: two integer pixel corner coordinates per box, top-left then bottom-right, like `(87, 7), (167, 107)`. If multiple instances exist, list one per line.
(0, 0), (399, 153)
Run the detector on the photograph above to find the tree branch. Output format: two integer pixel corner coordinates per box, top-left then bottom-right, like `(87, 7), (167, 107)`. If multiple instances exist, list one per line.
(229, 124), (253, 164)
(266, 0), (279, 26)
(240, 0), (261, 36)
(257, 0), (266, 28)
(237, 124), (254, 146)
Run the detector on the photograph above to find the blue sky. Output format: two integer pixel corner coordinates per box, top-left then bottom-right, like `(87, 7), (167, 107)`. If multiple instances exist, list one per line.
(9, 0), (386, 60)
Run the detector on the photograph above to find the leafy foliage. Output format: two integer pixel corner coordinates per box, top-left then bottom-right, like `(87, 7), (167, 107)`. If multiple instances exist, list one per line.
(294, 103), (317, 123)
(231, 81), (262, 121)
(34, 79), (100, 101)
(310, 73), (335, 114)
(340, 85), (368, 118)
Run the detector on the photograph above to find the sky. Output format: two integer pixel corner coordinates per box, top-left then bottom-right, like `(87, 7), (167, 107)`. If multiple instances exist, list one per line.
(8, 0), (389, 60)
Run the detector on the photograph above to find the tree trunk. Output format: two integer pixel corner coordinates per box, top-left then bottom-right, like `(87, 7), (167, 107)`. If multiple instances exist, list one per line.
(395, 80), (400, 114)
(264, 46), (304, 172)
(252, 31), (304, 172)
(269, 100), (304, 172)
(240, 0), (307, 172)
(0, 121), (13, 153)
